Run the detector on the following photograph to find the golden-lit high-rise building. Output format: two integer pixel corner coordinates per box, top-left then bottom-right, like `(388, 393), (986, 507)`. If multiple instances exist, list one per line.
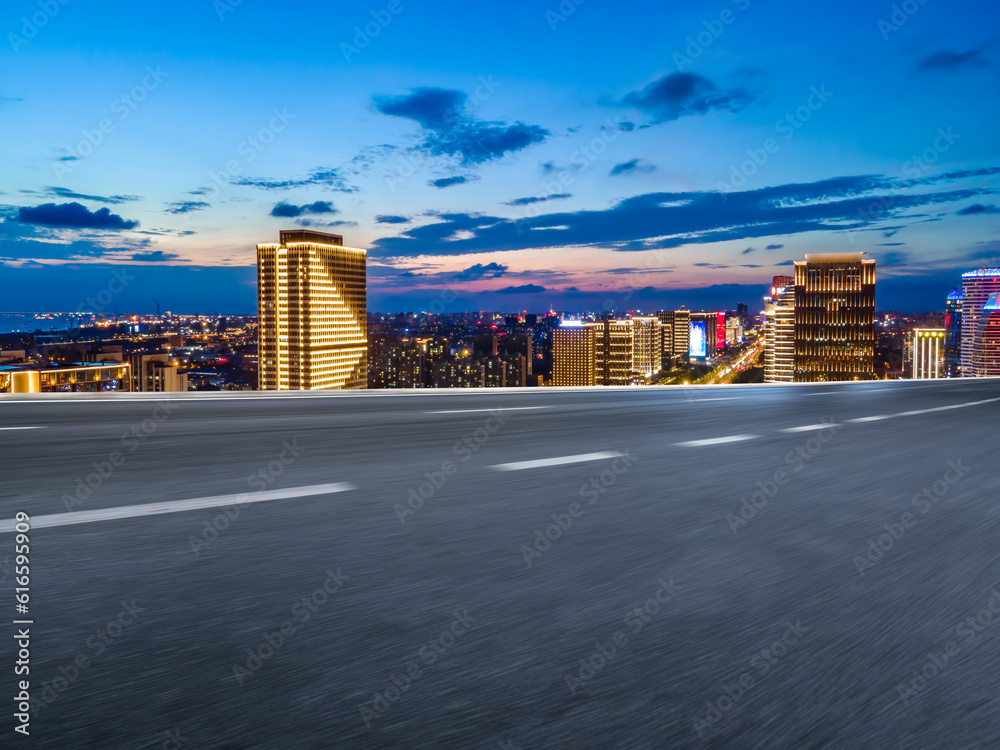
(631, 316), (662, 379)
(553, 322), (596, 386)
(793, 252), (876, 381)
(596, 319), (634, 386)
(257, 230), (367, 390)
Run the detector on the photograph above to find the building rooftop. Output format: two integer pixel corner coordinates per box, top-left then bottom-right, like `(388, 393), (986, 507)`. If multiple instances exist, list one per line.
(962, 269), (1000, 278)
(278, 229), (344, 246)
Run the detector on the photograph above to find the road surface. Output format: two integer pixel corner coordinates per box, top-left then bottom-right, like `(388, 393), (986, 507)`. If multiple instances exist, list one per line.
(1, 379), (999, 748)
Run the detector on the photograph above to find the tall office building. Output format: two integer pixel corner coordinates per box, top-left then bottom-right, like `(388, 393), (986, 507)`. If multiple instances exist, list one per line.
(944, 288), (963, 378)
(656, 311), (675, 368)
(793, 253), (876, 381)
(553, 322), (597, 386)
(969, 292), (1000, 377)
(596, 319), (634, 385)
(656, 309), (691, 364)
(257, 230), (367, 390)
(764, 276), (795, 383)
(912, 329), (945, 379)
(631, 316), (662, 378)
(737, 302), (749, 329)
(960, 269), (1000, 377)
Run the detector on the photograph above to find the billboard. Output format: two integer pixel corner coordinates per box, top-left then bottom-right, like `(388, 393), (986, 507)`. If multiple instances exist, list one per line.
(689, 321), (707, 359)
(717, 312), (726, 350)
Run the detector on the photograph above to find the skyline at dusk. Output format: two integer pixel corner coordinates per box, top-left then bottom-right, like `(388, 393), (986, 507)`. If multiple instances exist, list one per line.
(2, 0), (999, 313)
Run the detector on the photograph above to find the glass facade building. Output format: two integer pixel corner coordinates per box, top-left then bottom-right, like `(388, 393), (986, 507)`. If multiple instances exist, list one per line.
(257, 230), (367, 391)
(960, 270), (1000, 377)
(793, 253), (876, 382)
(944, 288), (963, 378)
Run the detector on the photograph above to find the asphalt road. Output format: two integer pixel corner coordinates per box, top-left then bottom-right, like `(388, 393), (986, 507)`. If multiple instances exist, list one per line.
(2, 379), (1000, 749)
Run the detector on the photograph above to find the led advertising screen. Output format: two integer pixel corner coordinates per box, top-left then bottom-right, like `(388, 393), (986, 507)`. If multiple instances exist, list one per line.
(689, 320), (707, 359)
(717, 312), (726, 350)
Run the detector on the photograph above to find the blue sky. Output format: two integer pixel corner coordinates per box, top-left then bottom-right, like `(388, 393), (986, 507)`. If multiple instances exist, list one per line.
(1, 0), (998, 313)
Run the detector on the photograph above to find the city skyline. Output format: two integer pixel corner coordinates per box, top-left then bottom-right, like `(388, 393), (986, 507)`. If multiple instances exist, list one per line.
(1, 0), (998, 314)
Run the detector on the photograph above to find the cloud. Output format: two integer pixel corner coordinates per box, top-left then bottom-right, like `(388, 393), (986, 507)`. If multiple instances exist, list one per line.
(295, 219), (357, 228)
(766, 244), (784, 250)
(916, 47), (990, 74)
(376, 214), (411, 224)
(166, 201), (209, 215)
(505, 194), (572, 206)
(957, 204), (1000, 215)
(610, 159), (656, 176)
(617, 72), (756, 124)
(430, 176), (474, 189)
(232, 167), (357, 192)
(453, 262), (508, 281)
(741, 247), (756, 255)
(369, 171), (992, 259)
(374, 87), (550, 164)
(775, 260), (794, 266)
(12, 202), (139, 230)
(132, 251), (180, 262)
(24, 187), (139, 205)
(271, 201), (337, 218)
(496, 284), (546, 294)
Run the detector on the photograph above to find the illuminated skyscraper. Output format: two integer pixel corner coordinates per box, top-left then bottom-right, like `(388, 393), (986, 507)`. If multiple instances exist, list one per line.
(257, 230), (367, 390)
(960, 269), (1000, 377)
(793, 253), (876, 381)
(912, 329), (945, 379)
(944, 288), (963, 378)
(553, 322), (596, 386)
(764, 275), (795, 383)
(969, 292), (1000, 377)
(656, 309), (690, 364)
(596, 319), (634, 385)
(631, 316), (662, 378)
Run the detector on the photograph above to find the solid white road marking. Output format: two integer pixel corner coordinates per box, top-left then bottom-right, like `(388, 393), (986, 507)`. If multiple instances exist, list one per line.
(426, 407), (550, 414)
(0, 482), (357, 533)
(846, 416), (889, 423)
(674, 435), (758, 447)
(490, 451), (623, 472)
(0, 426), (44, 431)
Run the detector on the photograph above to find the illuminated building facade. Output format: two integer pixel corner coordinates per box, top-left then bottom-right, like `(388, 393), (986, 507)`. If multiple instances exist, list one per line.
(689, 312), (719, 359)
(596, 320), (634, 385)
(969, 292), (1000, 377)
(793, 253), (876, 381)
(764, 276), (795, 383)
(912, 329), (945, 379)
(553, 322), (597, 386)
(0, 362), (130, 393)
(656, 309), (691, 365)
(960, 269), (1000, 377)
(631, 316), (662, 379)
(944, 288), (963, 378)
(257, 230), (367, 390)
